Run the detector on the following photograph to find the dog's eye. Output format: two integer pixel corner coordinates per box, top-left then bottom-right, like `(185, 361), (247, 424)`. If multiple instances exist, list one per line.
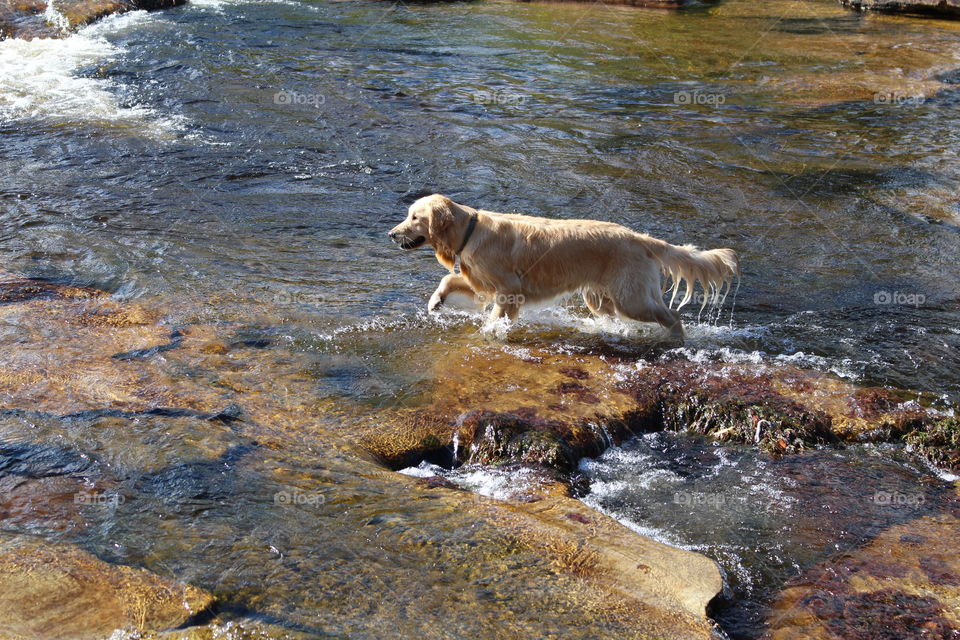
(411, 216), (418, 221)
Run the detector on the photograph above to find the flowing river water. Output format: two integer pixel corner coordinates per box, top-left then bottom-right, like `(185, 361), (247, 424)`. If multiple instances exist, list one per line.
(1, 0), (960, 638)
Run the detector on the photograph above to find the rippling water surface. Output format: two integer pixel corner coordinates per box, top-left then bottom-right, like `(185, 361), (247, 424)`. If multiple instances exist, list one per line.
(2, 0), (959, 396)
(2, 0), (960, 637)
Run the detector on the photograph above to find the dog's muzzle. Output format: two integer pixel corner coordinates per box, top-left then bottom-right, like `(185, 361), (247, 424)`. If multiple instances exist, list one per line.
(389, 232), (426, 250)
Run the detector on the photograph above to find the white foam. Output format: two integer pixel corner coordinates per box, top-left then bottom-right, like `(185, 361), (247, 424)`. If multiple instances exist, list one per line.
(44, 0), (71, 33)
(188, 0), (229, 9)
(666, 345), (863, 383)
(398, 463), (541, 501)
(398, 461), (446, 478)
(0, 11), (178, 134)
(445, 466), (537, 501)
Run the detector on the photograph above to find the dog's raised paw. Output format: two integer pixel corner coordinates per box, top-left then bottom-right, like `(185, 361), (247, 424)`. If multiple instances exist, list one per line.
(427, 293), (444, 313)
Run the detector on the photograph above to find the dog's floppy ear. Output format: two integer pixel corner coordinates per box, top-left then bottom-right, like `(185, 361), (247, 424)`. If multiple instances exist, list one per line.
(427, 195), (455, 240)
(427, 195), (457, 271)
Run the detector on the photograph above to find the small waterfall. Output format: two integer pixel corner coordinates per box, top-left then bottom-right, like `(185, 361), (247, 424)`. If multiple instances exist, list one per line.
(451, 431), (460, 466)
(44, 0), (71, 33)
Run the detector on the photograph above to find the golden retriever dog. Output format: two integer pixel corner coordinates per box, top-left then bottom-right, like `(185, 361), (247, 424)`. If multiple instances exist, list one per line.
(388, 194), (739, 339)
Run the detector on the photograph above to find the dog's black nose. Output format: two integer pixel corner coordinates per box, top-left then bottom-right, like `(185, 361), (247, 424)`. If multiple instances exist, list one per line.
(388, 231), (397, 240)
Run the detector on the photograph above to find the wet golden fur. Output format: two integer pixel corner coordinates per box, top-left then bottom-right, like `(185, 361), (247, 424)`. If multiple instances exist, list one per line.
(388, 194), (739, 338)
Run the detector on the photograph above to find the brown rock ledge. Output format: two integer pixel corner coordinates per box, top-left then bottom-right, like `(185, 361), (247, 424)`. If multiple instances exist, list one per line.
(0, 532), (213, 640)
(353, 345), (957, 474)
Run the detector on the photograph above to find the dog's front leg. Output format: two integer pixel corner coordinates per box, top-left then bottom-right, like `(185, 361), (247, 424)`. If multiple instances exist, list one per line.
(487, 290), (523, 322)
(428, 273), (476, 312)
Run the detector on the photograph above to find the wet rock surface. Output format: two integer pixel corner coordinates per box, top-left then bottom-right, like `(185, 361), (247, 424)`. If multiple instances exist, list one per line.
(0, 274), (958, 639)
(0, 532), (213, 640)
(765, 487), (960, 639)
(0, 276), (723, 639)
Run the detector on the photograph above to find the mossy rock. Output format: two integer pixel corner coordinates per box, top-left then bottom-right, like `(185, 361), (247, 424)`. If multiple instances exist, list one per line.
(905, 417), (960, 471)
(658, 384), (835, 456)
(463, 411), (537, 465)
(505, 430), (576, 472)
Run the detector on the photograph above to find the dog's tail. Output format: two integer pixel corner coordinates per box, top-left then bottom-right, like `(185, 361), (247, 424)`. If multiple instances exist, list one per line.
(643, 236), (740, 311)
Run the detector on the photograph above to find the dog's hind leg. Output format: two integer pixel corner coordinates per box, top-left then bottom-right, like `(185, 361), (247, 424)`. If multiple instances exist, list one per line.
(608, 261), (685, 340)
(612, 279), (684, 340)
(613, 295), (685, 340)
(428, 273), (477, 312)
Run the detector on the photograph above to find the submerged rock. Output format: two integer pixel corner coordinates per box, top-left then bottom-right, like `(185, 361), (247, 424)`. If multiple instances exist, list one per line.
(0, 409), (256, 475)
(0, 532), (213, 639)
(765, 486), (960, 639)
(0, 277), (102, 304)
(0, 475), (92, 534)
(132, 620), (318, 640)
(841, 0), (960, 17)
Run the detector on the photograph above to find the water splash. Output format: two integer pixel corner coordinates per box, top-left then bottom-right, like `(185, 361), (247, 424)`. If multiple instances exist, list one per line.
(43, 0), (71, 33)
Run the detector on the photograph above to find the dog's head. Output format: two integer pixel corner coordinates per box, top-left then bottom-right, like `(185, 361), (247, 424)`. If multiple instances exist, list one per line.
(388, 194), (458, 251)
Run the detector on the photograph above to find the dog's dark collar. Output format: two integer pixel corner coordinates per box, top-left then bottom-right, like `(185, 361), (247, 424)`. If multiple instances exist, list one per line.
(455, 213), (478, 255)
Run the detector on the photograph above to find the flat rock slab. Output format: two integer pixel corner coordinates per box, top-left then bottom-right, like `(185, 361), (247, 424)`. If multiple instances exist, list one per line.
(503, 491), (724, 620)
(0, 532), (213, 640)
